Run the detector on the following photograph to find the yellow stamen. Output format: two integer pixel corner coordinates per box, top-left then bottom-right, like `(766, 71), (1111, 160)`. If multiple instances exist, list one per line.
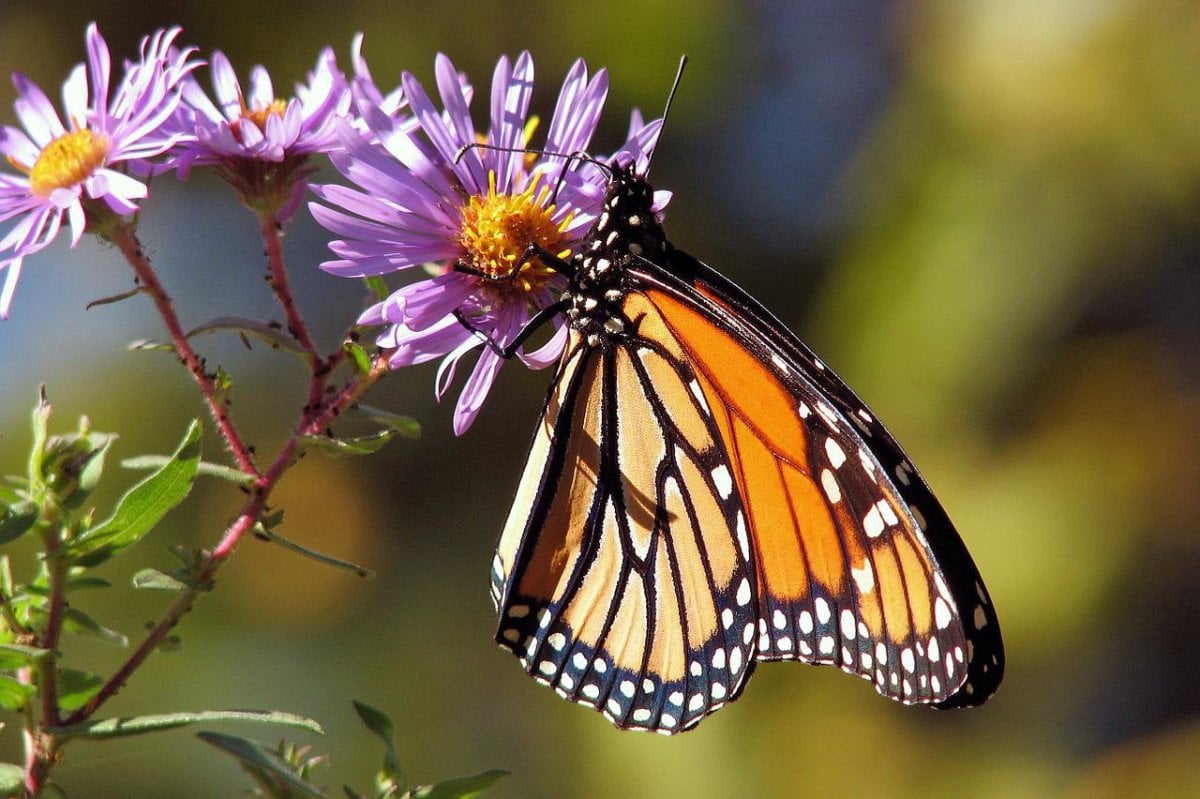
(232, 97), (288, 143)
(26, 129), (109, 198)
(459, 171), (574, 302)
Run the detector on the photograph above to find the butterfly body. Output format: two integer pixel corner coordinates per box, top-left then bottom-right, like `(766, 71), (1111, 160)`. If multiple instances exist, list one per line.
(489, 162), (1003, 734)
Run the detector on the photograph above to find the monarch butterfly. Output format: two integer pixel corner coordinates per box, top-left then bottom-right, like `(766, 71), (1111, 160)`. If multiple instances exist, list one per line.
(481, 87), (1003, 736)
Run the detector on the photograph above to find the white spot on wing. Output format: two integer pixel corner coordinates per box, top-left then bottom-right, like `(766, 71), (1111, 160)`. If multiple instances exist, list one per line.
(825, 438), (847, 468)
(852, 560), (876, 593)
(688, 380), (710, 416)
(711, 465), (734, 499)
(863, 505), (885, 538)
(820, 468), (841, 503)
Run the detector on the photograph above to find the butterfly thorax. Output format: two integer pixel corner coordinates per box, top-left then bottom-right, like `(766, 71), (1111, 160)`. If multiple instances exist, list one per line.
(564, 165), (670, 345)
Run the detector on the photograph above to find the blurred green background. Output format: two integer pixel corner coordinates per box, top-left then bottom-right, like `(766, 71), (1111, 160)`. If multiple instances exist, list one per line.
(2, 1), (1199, 796)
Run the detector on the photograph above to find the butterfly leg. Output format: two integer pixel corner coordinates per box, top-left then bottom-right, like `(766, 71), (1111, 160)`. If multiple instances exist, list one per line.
(453, 299), (569, 360)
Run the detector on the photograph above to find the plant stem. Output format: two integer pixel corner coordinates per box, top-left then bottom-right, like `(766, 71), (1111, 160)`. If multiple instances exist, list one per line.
(59, 352), (390, 726)
(109, 221), (259, 476)
(260, 212), (320, 362)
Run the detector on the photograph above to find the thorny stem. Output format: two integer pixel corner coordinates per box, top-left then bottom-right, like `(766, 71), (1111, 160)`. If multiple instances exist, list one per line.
(48, 216), (390, 764)
(108, 221), (259, 476)
(59, 351), (389, 727)
(260, 211), (320, 362)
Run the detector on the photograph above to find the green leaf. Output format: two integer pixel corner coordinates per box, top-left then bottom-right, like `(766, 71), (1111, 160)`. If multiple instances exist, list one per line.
(0, 674), (34, 711)
(0, 763), (24, 799)
(66, 420), (202, 566)
(63, 608), (128, 647)
(0, 505), (37, 546)
(66, 576), (111, 591)
(51, 709), (323, 740)
(57, 669), (104, 712)
(187, 316), (307, 354)
(128, 339), (176, 352)
(352, 701), (404, 787)
(257, 528), (374, 579)
(0, 643), (50, 669)
(197, 732), (327, 799)
(121, 455), (253, 485)
(411, 770), (508, 799)
(87, 286), (144, 309)
(132, 568), (189, 592)
(300, 430), (397, 457)
(353, 406), (421, 440)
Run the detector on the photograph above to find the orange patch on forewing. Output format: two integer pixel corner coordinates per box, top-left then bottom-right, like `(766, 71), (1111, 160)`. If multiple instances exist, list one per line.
(623, 293), (686, 361)
(722, 409), (809, 601)
(643, 289), (807, 457)
(518, 352), (603, 604)
(661, 471), (720, 649)
(778, 462), (847, 599)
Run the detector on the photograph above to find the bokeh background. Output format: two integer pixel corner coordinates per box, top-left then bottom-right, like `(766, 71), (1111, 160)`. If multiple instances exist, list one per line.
(2, 1), (1199, 796)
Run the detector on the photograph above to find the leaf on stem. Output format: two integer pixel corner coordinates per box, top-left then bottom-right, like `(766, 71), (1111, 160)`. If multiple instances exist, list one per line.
(57, 668), (105, 711)
(0, 643), (51, 669)
(352, 405), (421, 440)
(51, 709), (323, 740)
(0, 674), (35, 711)
(0, 762), (24, 798)
(352, 700), (405, 789)
(197, 732), (327, 799)
(121, 455), (253, 485)
(63, 608), (128, 647)
(0, 505), (37, 546)
(65, 419), (202, 567)
(131, 568), (190, 592)
(256, 526), (374, 579)
(188, 316), (307, 354)
(86, 286), (144, 310)
(410, 770), (509, 799)
(299, 430), (398, 457)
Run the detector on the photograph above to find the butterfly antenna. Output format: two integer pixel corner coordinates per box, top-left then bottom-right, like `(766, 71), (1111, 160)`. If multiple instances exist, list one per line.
(645, 55), (688, 178)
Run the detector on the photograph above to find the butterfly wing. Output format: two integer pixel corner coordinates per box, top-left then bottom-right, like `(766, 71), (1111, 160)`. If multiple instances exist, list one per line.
(631, 248), (1005, 707)
(493, 329), (761, 733)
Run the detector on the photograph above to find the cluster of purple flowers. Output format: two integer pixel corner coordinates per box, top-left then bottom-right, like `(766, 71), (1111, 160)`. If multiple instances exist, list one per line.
(0, 25), (664, 432)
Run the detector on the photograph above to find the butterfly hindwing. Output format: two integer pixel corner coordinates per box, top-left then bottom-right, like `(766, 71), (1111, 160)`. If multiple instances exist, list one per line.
(493, 329), (759, 733)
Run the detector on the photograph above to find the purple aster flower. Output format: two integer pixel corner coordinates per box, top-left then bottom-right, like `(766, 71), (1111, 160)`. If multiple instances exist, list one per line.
(312, 51), (663, 435)
(0, 24), (197, 317)
(167, 44), (350, 218)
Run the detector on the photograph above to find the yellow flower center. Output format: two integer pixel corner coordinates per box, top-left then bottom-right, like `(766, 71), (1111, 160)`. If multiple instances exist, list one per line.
(459, 171), (573, 301)
(25, 129), (109, 198)
(232, 97), (288, 142)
